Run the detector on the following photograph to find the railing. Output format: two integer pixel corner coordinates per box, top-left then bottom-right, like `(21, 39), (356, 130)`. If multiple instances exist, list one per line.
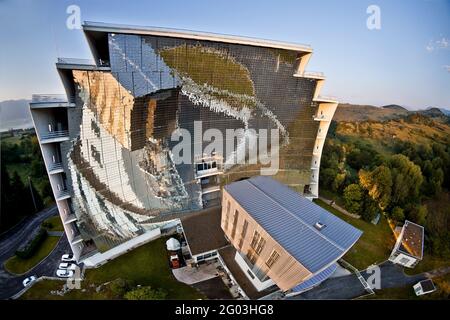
(63, 213), (77, 224)
(57, 57), (110, 67)
(313, 114), (331, 121)
(303, 71), (325, 78)
(48, 162), (63, 172)
(31, 94), (67, 103)
(40, 130), (69, 141)
(57, 57), (95, 65)
(56, 189), (71, 200)
(71, 234), (83, 245)
(316, 95), (338, 102)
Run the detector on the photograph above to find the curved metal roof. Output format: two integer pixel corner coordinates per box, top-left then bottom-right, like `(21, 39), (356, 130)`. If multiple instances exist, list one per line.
(224, 176), (362, 273)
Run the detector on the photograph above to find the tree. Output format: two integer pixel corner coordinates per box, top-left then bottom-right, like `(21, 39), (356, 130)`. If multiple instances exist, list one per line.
(343, 184), (363, 214)
(360, 193), (379, 222)
(320, 167), (338, 189)
(391, 207), (405, 222)
(124, 286), (167, 300)
(359, 165), (392, 210)
(408, 205), (428, 226)
(332, 173), (346, 192)
(389, 154), (423, 207)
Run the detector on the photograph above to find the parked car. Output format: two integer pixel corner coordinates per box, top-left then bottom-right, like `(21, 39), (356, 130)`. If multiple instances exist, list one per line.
(56, 269), (74, 278)
(61, 254), (76, 262)
(170, 254), (180, 269)
(22, 275), (37, 287)
(58, 262), (77, 270)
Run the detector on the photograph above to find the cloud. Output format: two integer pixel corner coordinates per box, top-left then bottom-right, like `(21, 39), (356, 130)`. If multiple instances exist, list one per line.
(426, 37), (450, 52)
(436, 37), (449, 48)
(444, 65), (450, 73)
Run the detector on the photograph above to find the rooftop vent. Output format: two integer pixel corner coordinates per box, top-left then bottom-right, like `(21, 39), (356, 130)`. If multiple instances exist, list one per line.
(314, 222), (326, 231)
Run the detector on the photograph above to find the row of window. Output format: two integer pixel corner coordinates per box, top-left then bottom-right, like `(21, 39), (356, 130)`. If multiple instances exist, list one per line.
(225, 199), (280, 269)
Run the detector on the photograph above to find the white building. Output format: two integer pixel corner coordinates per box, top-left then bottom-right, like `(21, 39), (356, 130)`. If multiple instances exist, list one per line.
(389, 220), (424, 268)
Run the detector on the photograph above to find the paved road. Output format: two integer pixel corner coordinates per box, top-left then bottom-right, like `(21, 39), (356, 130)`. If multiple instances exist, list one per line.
(0, 206), (71, 300)
(0, 206), (58, 262)
(289, 261), (427, 300)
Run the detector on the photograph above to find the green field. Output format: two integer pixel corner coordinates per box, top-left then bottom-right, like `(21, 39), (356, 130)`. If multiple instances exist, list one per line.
(42, 215), (64, 232)
(314, 199), (395, 270)
(21, 237), (205, 300)
(4, 236), (60, 274)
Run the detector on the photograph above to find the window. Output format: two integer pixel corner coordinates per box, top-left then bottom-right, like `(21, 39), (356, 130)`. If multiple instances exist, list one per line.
(250, 230), (265, 254)
(255, 237), (266, 254)
(230, 210), (239, 239)
(399, 257), (410, 265)
(250, 231), (261, 249)
(224, 201), (230, 230)
(266, 250), (280, 268)
(246, 249), (257, 265)
(238, 220), (249, 249)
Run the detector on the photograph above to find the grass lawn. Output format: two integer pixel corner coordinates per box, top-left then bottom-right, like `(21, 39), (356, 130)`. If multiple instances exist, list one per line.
(319, 189), (346, 208)
(314, 199), (395, 270)
(404, 253), (450, 275)
(42, 215), (64, 232)
(4, 236), (60, 274)
(21, 237), (206, 300)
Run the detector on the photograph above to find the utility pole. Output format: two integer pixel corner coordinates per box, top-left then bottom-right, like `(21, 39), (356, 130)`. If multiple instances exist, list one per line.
(28, 176), (38, 213)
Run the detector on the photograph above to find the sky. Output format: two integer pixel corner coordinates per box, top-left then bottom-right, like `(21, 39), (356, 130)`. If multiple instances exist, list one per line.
(0, 0), (449, 109)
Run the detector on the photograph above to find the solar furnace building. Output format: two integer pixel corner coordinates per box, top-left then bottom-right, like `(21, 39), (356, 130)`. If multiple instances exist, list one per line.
(29, 22), (338, 265)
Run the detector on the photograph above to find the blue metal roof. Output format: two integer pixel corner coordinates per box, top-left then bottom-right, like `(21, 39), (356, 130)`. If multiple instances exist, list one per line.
(291, 263), (338, 293)
(224, 176), (362, 273)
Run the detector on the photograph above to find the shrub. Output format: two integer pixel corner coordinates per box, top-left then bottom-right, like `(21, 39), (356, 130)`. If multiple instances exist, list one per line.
(15, 228), (48, 259)
(110, 278), (135, 298)
(391, 207), (405, 222)
(124, 286), (167, 300)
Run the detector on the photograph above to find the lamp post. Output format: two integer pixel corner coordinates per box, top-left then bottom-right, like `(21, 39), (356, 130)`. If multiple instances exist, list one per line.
(28, 176), (38, 213)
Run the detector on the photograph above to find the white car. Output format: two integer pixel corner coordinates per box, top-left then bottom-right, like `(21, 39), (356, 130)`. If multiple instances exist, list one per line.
(58, 262), (77, 270)
(56, 269), (74, 278)
(22, 275), (37, 287)
(61, 254), (76, 262)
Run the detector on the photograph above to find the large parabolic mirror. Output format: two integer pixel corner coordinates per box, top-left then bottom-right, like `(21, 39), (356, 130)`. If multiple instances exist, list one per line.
(66, 33), (320, 252)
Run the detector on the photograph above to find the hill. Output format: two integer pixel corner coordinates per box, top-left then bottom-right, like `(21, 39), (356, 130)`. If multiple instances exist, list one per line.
(334, 103), (449, 124)
(0, 99), (32, 132)
(333, 103), (409, 122)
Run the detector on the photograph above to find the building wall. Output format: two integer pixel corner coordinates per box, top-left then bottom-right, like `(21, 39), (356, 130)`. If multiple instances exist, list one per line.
(57, 34), (325, 256)
(221, 189), (313, 291)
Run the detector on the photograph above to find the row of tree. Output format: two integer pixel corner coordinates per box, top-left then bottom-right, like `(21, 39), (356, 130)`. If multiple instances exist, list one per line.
(0, 134), (52, 231)
(319, 123), (450, 258)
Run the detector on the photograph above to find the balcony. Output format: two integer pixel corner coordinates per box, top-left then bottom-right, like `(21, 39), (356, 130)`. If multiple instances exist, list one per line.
(194, 155), (224, 179)
(56, 189), (71, 201)
(293, 71), (325, 79)
(71, 234), (83, 245)
(30, 94), (75, 107)
(39, 130), (69, 144)
(57, 57), (110, 71)
(63, 213), (78, 225)
(48, 162), (64, 174)
(313, 114), (332, 122)
(314, 95), (338, 103)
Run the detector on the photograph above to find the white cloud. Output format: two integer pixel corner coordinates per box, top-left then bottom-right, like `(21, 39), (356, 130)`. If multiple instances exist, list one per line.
(436, 37), (449, 48)
(426, 37), (450, 52)
(444, 65), (450, 73)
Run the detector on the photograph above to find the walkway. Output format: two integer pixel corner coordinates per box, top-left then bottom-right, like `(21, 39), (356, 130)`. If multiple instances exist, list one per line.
(319, 196), (361, 219)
